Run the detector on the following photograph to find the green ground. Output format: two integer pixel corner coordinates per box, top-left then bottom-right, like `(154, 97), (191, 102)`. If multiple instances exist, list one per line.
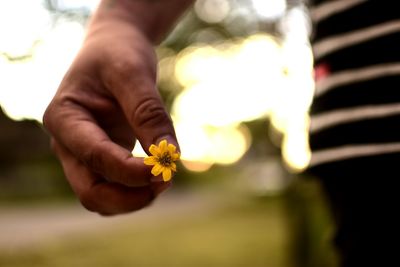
(0, 179), (337, 267)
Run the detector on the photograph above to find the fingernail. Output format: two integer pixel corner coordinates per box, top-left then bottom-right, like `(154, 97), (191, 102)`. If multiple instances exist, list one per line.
(156, 135), (180, 152)
(151, 175), (164, 182)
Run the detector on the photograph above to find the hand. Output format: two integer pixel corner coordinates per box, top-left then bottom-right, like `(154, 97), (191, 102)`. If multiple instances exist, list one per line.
(43, 18), (178, 215)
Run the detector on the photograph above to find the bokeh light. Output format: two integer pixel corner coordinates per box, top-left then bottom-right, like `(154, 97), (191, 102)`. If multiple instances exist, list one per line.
(173, 35), (282, 127)
(251, 0), (287, 21)
(194, 0), (231, 24)
(171, 31), (313, 171)
(0, 20), (84, 121)
(1, 0), (314, 172)
(0, 0), (50, 57)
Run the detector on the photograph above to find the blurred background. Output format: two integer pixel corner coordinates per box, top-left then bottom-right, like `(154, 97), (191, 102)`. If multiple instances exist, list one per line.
(0, 0), (337, 266)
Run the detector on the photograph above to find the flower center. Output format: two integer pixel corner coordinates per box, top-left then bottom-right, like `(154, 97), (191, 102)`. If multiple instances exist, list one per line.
(158, 152), (172, 166)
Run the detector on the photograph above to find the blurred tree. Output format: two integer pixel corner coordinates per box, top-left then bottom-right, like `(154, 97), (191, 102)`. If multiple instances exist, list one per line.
(0, 106), (69, 201)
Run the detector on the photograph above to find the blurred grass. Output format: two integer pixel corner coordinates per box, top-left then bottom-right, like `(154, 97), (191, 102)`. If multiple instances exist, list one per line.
(0, 166), (337, 267)
(0, 194), (293, 267)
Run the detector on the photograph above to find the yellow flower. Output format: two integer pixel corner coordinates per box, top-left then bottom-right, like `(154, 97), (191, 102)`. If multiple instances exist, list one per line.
(143, 140), (180, 182)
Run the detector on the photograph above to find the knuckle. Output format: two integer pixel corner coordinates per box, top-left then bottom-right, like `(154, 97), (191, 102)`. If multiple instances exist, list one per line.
(42, 103), (55, 131)
(106, 55), (156, 92)
(78, 191), (98, 213)
(133, 98), (171, 129)
(43, 97), (71, 132)
(111, 57), (143, 81)
(49, 138), (58, 153)
(124, 190), (155, 213)
(80, 143), (105, 172)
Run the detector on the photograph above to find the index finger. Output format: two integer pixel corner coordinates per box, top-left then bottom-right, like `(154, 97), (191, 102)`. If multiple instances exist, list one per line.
(51, 139), (158, 215)
(44, 100), (152, 187)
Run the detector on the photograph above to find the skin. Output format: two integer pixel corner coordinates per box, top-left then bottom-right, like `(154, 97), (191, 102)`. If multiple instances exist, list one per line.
(43, 0), (194, 215)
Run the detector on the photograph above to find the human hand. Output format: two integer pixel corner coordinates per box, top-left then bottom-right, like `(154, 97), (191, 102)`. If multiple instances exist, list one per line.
(43, 17), (178, 215)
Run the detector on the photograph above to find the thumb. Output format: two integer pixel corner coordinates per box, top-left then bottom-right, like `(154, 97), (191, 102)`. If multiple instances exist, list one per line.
(128, 89), (179, 153)
(107, 65), (179, 154)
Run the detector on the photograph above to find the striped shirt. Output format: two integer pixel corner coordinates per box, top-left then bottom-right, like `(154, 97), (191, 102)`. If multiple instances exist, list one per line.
(308, 0), (400, 168)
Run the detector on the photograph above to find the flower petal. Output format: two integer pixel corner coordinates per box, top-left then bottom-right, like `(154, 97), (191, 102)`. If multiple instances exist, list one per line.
(172, 152), (180, 161)
(167, 144), (176, 154)
(162, 168), (172, 182)
(170, 162), (177, 172)
(151, 164), (164, 176)
(149, 144), (160, 156)
(144, 156), (157, 165)
(159, 140), (168, 153)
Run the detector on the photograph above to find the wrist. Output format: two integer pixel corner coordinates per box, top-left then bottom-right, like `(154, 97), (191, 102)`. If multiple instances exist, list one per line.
(89, 0), (194, 44)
